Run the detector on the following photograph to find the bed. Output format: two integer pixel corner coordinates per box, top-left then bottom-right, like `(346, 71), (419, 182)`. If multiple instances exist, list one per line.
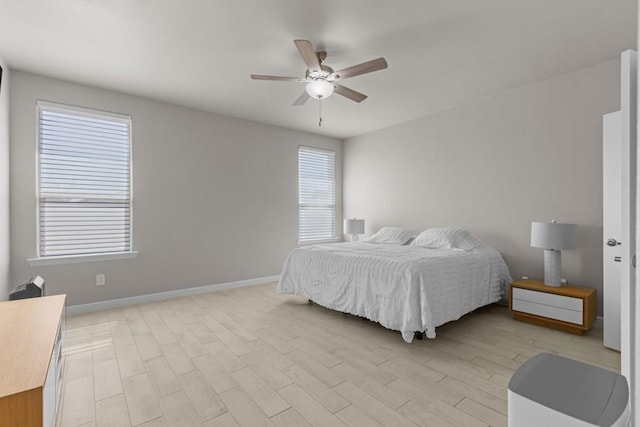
(277, 227), (512, 343)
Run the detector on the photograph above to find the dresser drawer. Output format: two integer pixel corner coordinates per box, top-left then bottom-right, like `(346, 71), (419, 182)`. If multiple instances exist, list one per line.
(512, 299), (583, 325)
(512, 288), (583, 311)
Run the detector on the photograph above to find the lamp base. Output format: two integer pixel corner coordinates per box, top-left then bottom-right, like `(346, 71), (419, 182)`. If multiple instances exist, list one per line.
(543, 249), (562, 287)
(351, 234), (359, 242)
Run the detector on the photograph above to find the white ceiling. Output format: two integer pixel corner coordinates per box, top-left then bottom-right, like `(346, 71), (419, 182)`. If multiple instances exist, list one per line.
(0, 0), (636, 139)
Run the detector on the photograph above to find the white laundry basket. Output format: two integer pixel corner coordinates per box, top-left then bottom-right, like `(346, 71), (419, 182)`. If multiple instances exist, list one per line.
(508, 353), (629, 427)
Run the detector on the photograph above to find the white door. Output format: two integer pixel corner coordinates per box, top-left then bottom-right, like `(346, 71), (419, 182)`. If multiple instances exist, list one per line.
(619, 48), (637, 423)
(604, 111), (623, 351)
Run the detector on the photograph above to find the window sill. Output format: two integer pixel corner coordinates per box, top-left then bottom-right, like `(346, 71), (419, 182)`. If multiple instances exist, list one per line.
(297, 238), (341, 246)
(27, 251), (139, 267)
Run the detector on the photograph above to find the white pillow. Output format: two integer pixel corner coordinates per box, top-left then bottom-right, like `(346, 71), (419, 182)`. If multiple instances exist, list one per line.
(411, 227), (482, 251)
(364, 227), (417, 245)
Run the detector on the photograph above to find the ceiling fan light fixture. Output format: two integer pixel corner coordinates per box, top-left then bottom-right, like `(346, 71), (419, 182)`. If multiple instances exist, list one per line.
(305, 80), (334, 99)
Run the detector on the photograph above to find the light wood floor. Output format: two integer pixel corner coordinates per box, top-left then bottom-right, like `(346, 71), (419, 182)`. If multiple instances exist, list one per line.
(58, 282), (619, 427)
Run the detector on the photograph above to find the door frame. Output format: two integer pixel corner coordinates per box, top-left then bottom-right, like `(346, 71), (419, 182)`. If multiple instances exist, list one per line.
(620, 48), (637, 424)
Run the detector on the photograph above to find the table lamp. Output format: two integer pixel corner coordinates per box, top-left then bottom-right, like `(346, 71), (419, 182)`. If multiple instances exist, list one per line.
(344, 218), (365, 242)
(531, 221), (577, 286)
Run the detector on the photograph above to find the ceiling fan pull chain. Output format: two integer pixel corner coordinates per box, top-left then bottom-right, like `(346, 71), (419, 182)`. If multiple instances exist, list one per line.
(318, 98), (323, 127)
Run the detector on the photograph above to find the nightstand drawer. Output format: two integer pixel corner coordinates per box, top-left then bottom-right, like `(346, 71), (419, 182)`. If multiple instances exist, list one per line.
(512, 288), (582, 311)
(511, 299), (583, 325)
(509, 280), (595, 335)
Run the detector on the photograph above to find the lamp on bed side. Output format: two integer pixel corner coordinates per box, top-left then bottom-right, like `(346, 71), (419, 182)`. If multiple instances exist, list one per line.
(344, 218), (365, 242)
(531, 221), (577, 287)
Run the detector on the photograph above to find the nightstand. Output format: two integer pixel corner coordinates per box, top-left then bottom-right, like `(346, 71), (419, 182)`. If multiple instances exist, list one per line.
(509, 280), (596, 335)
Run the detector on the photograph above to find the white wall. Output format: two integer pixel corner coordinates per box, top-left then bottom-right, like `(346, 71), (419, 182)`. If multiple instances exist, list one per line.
(10, 71), (342, 306)
(0, 57), (9, 299)
(343, 59), (620, 315)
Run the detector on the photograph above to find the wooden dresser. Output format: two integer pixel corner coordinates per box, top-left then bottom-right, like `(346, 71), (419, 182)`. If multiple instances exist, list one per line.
(0, 295), (66, 427)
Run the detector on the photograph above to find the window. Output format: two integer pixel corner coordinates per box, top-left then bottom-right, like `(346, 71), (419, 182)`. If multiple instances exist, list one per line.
(298, 146), (335, 241)
(36, 101), (132, 258)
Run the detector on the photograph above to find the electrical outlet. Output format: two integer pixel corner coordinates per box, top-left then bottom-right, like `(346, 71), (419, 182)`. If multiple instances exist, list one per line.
(96, 273), (106, 286)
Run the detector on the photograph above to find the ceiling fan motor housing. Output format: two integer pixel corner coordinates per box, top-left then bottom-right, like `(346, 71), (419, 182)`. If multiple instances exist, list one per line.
(306, 64), (336, 81)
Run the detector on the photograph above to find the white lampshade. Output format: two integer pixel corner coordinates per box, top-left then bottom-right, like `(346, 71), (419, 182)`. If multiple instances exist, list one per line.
(531, 222), (577, 250)
(531, 221), (577, 286)
(306, 80), (334, 99)
(344, 218), (365, 235)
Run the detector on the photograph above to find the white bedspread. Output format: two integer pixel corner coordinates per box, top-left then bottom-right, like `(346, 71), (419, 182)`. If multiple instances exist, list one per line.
(277, 242), (512, 343)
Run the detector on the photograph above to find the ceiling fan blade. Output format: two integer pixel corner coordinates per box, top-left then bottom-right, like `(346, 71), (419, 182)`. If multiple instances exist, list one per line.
(293, 91), (311, 106)
(294, 39), (320, 73)
(332, 57), (388, 80)
(334, 84), (368, 103)
(250, 74), (305, 82)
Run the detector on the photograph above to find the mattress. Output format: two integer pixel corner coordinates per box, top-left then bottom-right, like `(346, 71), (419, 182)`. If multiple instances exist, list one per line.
(277, 241), (512, 342)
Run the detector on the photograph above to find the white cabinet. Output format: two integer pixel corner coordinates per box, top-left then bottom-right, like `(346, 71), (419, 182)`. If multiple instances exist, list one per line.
(43, 320), (64, 427)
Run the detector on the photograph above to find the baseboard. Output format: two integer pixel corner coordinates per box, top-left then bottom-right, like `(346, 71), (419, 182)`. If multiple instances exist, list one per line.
(595, 315), (603, 327)
(66, 275), (280, 315)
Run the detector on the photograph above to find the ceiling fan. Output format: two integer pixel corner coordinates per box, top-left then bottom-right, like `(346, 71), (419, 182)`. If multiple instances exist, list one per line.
(250, 39), (388, 106)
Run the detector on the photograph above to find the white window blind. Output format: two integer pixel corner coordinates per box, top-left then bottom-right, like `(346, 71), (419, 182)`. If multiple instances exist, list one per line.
(37, 101), (132, 257)
(298, 146), (335, 241)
